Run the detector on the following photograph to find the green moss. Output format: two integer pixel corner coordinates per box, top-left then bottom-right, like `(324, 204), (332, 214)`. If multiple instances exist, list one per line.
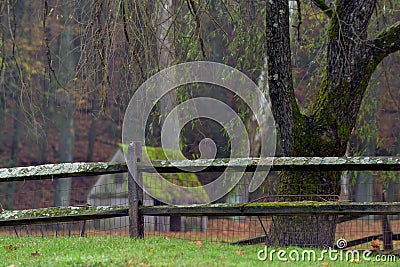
(245, 201), (337, 207)
(142, 146), (209, 203)
(112, 145), (210, 203)
(144, 201), (340, 209)
(0, 206), (128, 221)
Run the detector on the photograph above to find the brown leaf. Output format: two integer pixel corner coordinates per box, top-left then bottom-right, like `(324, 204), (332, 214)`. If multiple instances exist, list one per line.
(127, 260), (137, 266)
(371, 239), (381, 250)
(6, 265), (18, 267)
(4, 245), (19, 250)
(189, 240), (202, 246)
(31, 251), (40, 257)
(236, 249), (244, 255)
(321, 262), (329, 267)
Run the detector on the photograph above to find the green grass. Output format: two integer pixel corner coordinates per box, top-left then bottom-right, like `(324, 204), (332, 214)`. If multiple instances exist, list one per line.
(0, 236), (398, 266)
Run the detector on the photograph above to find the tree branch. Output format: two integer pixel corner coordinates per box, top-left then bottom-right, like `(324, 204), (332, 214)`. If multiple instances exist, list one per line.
(372, 21), (400, 65)
(266, 1), (301, 156)
(309, 0), (378, 156)
(311, 0), (333, 17)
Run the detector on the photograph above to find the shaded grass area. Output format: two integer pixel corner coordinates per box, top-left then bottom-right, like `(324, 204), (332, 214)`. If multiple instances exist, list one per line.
(0, 236), (398, 266)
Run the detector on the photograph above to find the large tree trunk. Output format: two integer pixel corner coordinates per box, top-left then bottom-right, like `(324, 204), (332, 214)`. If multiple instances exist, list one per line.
(268, 171), (341, 247)
(265, 0), (395, 247)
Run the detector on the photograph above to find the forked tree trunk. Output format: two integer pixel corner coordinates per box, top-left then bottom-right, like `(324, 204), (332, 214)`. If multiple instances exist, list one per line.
(266, 0), (399, 247)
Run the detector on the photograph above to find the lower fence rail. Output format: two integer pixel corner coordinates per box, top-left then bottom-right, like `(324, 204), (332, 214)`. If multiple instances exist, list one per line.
(0, 205), (128, 227)
(140, 202), (400, 216)
(3, 202), (400, 227)
(2, 202), (400, 227)
(1, 202), (400, 250)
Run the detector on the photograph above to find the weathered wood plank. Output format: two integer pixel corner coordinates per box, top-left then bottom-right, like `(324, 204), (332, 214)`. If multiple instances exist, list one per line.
(230, 235), (268, 246)
(0, 162), (128, 182)
(2, 157), (400, 182)
(231, 233), (400, 248)
(333, 233), (400, 249)
(143, 157), (400, 173)
(139, 202), (400, 216)
(128, 142), (144, 238)
(0, 206), (128, 227)
(2, 202), (400, 227)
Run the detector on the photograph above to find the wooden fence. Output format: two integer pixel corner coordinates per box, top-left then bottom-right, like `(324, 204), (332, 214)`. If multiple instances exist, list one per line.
(1, 142), (400, 248)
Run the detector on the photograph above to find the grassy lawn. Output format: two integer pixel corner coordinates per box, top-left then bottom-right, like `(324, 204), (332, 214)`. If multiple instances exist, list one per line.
(0, 235), (398, 266)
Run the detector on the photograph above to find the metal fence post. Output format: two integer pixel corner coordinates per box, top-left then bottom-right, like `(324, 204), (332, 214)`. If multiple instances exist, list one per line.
(128, 141), (144, 238)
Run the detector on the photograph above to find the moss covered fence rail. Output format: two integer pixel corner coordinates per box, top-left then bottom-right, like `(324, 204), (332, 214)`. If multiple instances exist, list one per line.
(1, 154), (400, 246)
(2, 156), (400, 183)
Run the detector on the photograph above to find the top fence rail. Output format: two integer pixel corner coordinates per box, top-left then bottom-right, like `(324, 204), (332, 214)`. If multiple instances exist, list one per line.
(1, 157), (400, 182)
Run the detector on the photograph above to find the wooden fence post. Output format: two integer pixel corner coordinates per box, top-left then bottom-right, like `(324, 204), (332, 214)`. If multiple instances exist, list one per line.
(128, 141), (144, 238)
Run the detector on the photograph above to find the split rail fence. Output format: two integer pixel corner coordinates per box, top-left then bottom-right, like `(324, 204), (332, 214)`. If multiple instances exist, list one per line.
(1, 142), (400, 249)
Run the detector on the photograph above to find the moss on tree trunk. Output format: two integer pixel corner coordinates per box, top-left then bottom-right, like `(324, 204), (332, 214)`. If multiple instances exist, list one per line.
(265, 0), (400, 248)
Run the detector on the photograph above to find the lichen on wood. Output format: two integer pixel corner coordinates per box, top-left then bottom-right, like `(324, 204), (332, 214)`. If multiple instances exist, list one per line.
(139, 202), (400, 216)
(1, 157), (400, 182)
(0, 205), (128, 226)
(141, 156), (400, 173)
(0, 162), (128, 182)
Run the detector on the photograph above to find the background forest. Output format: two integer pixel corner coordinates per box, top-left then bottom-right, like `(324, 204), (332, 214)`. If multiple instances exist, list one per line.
(0, 0), (399, 221)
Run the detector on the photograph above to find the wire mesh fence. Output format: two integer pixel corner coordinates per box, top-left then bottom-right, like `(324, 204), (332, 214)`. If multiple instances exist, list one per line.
(1, 169), (400, 250)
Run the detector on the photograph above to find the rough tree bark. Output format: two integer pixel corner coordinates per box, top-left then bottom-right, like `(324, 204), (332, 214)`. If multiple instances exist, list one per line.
(266, 0), (400, 247)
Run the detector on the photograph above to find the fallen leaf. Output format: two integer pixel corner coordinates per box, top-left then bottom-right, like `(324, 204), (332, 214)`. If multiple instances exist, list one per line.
(4, 245), (19, 250)
(189, 241), (202, 246)
(148, 248), (154, 253)
(127, 260), (137, 266)
(321, 262), (329, 267)
(236, 249), (244, 255)
(349, 259), (361, 263)
(6, 265), (17, 267)
(31, 251), (40, 257)
(371, 239), (380, 250)
(139, 263), (147, 267)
